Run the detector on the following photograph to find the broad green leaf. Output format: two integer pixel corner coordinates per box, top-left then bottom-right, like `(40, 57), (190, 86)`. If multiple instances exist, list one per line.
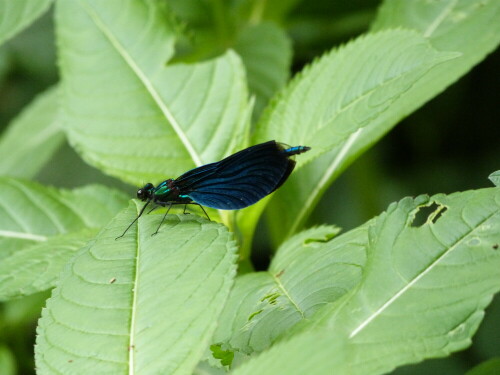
(466, 358), (500, 375)
(259, 29), (458, 244)
(0, 86), (64, 178)
(234, 22), (291, 119)
(57, 0), (249, 186)
(211, 224), (367, 358)
(233, 188), (500, 375)
(254, 29), (458, 164)
(0, 178), (128, 259)
(0, 345), (16, 375)
(489, 171), (500, 187)
(35, 203), (237, 375)
(0, 0), (52, 46)
(0, 230), (94, 301)
(264, 0), (500, 244)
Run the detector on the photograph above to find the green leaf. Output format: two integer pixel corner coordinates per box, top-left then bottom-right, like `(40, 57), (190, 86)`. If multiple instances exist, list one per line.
(229, 329), (351, 375)
(0, 0), (52, 46)
(57, 0), (249, 186)
(371, 0), (500, 106)
(258, 29), (458, 244)
(0, 86), (64, 179)
(0, 178), (128, 259)
(210, 344), (234, 367)
(466, 358), (500, 375)
(234, 22), (291, 120)
(255, 29), (458, 165)
(35, 203), (237, 374)
(489, 171), (500, 187)
(264, 0), (500, 244)
(0, 345), (16, 375)
(0, 230), (95, 301)
(211, 224), (367, 356)
(232, 188), (500, 375)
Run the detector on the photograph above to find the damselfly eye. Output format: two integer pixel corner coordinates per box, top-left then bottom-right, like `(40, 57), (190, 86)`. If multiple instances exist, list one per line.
(137, 183), (155, 201)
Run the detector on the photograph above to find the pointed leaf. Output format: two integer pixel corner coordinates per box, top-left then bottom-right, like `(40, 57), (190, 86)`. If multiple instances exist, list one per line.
(255, 29), (458, 164)
(232, 188), (500, 375)
(264, 0), (500, 243)
(261, 29), (458, 243)
(0, 86), (64, 178)
(57, 0), (249, 185)
(489, 171), (500, 187)
(0, 0), (52, 45)
(35, 203), (237, 374)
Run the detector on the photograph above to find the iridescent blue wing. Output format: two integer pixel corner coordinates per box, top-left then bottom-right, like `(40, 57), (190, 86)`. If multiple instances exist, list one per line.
(174, 141), (294, 209)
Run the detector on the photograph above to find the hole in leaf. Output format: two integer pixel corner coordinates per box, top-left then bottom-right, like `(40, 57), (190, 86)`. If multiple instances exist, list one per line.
(411, 202), (447, 227)
(304, 232), (337, 245)
(248, 309), (263, 321)
(260, 292), (280, 305)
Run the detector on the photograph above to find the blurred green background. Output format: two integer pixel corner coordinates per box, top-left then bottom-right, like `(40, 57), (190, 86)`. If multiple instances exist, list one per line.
(0, 1), (498, 374)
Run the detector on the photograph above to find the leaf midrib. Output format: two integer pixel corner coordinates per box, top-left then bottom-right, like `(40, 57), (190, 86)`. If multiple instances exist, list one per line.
(286, 129), (363, 239)
(0, 230), (47, 241)
(423, 0), (456, 38)
(269, 272), (305, 319)
(128, 205), (141, 375)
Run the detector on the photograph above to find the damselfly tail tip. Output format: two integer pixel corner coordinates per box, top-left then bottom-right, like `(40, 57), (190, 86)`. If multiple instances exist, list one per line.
(284, 145), (311, 156)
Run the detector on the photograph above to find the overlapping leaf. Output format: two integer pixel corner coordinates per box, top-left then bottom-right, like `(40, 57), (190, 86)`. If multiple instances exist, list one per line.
(56, 0), (249, 186)
(0, 230), (94, 301)
(0, 86), (64, 178)
(255, 29), (458, 164)
(258, 29), (458, 244)
(211, 224), (367, 359)
(0, 178), (127, 299)
(36, 203), (237, 375)
(262, 0), (500, 245)
(231, 188), (500, 375)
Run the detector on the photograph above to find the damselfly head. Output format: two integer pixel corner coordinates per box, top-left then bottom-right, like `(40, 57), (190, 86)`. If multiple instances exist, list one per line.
(137, 183), (154, 201)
